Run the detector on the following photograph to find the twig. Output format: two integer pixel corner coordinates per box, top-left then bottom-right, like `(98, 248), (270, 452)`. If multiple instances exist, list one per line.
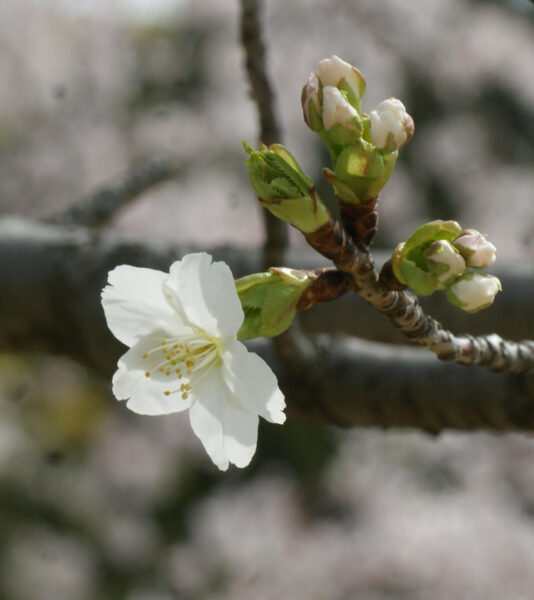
(239, 0), (288, 268)
(305, 215), (534, 374)
(46, 158), (181, 228)
(296, 267), (352, 311)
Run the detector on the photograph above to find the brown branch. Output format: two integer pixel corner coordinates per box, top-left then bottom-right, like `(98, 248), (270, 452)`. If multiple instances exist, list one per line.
(304, 215), (534, 374)
(338, 196), (380, 249)
(46, 158), (181, 227)
(2, 217), (534, 431)
(289, 335), (534, 431)
(239, 0), (288, 268)
(296, 267), (352, 311)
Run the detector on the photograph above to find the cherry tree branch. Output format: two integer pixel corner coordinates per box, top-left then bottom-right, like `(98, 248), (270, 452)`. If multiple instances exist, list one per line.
(46, 158), (181, 227)
(304, 216), (534, 373)
(239, 0), (288, 268)
(2, 217), (534, 431)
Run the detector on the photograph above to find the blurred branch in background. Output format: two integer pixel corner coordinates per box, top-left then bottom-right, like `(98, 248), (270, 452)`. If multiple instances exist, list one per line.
(45, 157), (182, 228)
(239, 0), (318, 392)
(239, 0), (288, 268)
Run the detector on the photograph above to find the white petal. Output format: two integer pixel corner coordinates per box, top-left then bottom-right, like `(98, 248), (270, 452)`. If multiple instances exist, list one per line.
(189, 372), (259, 470)
(164, 253), (244, 338)
(221, 340), (286, 425)
(112, 334), (192, 415)
(318, 55), (362, 99)
(322, 86), (358, 131)
(102, 265), (181, 347)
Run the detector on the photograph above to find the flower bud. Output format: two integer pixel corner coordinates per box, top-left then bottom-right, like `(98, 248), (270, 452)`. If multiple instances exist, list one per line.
(318, 55), (366, 107)
(244, 141), (330, 233)
(453, 229), (497, 269)
(391, 220), (463, 296)
(236, 268), (313, 340)
(301, 72), (321, 130)
(322, 86), (359, 131)
(446, 272), (501, 313)
(425, 240), (466, 284)
(369, 98), (414, 151)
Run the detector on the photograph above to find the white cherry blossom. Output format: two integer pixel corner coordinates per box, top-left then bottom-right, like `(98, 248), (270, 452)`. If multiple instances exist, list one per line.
(101, 253), (286, 471)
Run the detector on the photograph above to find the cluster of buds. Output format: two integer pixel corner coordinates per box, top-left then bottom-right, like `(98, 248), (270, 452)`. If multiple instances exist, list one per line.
(301, 55), (414, 204)
(391, 221), (500, 313)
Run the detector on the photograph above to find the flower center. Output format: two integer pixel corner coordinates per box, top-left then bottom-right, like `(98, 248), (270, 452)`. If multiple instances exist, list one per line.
(142, 332), (222, 400)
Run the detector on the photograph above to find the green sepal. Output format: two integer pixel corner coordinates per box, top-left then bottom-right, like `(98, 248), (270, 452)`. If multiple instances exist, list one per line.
(365, 151), (398, 198)
(323, 116), (363, 147)
(402, 220), (462, 253)
(392, 243), (439, 296)
(323, 141), (386, 204)
(236, 269), (312, 340)
(322, 168), (359, 203)
(336, 141), (384, 179)
(301, 83), (325, 133)
(262, 194), (330, 233)
(391, 220), (463, 296)
(337, 72), (367, 112)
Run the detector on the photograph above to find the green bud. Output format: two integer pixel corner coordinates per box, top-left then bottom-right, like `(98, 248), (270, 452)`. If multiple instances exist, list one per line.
(322, 139), (390, 203)
(236, 268), (313, 340)
(391, 220), (463, 296)
(244, 141), (330, 233)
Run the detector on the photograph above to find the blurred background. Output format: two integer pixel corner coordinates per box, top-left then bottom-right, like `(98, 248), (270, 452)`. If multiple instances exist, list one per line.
(1, 0), (534, 598)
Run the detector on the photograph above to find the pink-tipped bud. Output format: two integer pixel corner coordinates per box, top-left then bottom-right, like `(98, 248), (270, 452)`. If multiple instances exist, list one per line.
(302, 72), (320, 127)
(453, 229), (497, 269)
